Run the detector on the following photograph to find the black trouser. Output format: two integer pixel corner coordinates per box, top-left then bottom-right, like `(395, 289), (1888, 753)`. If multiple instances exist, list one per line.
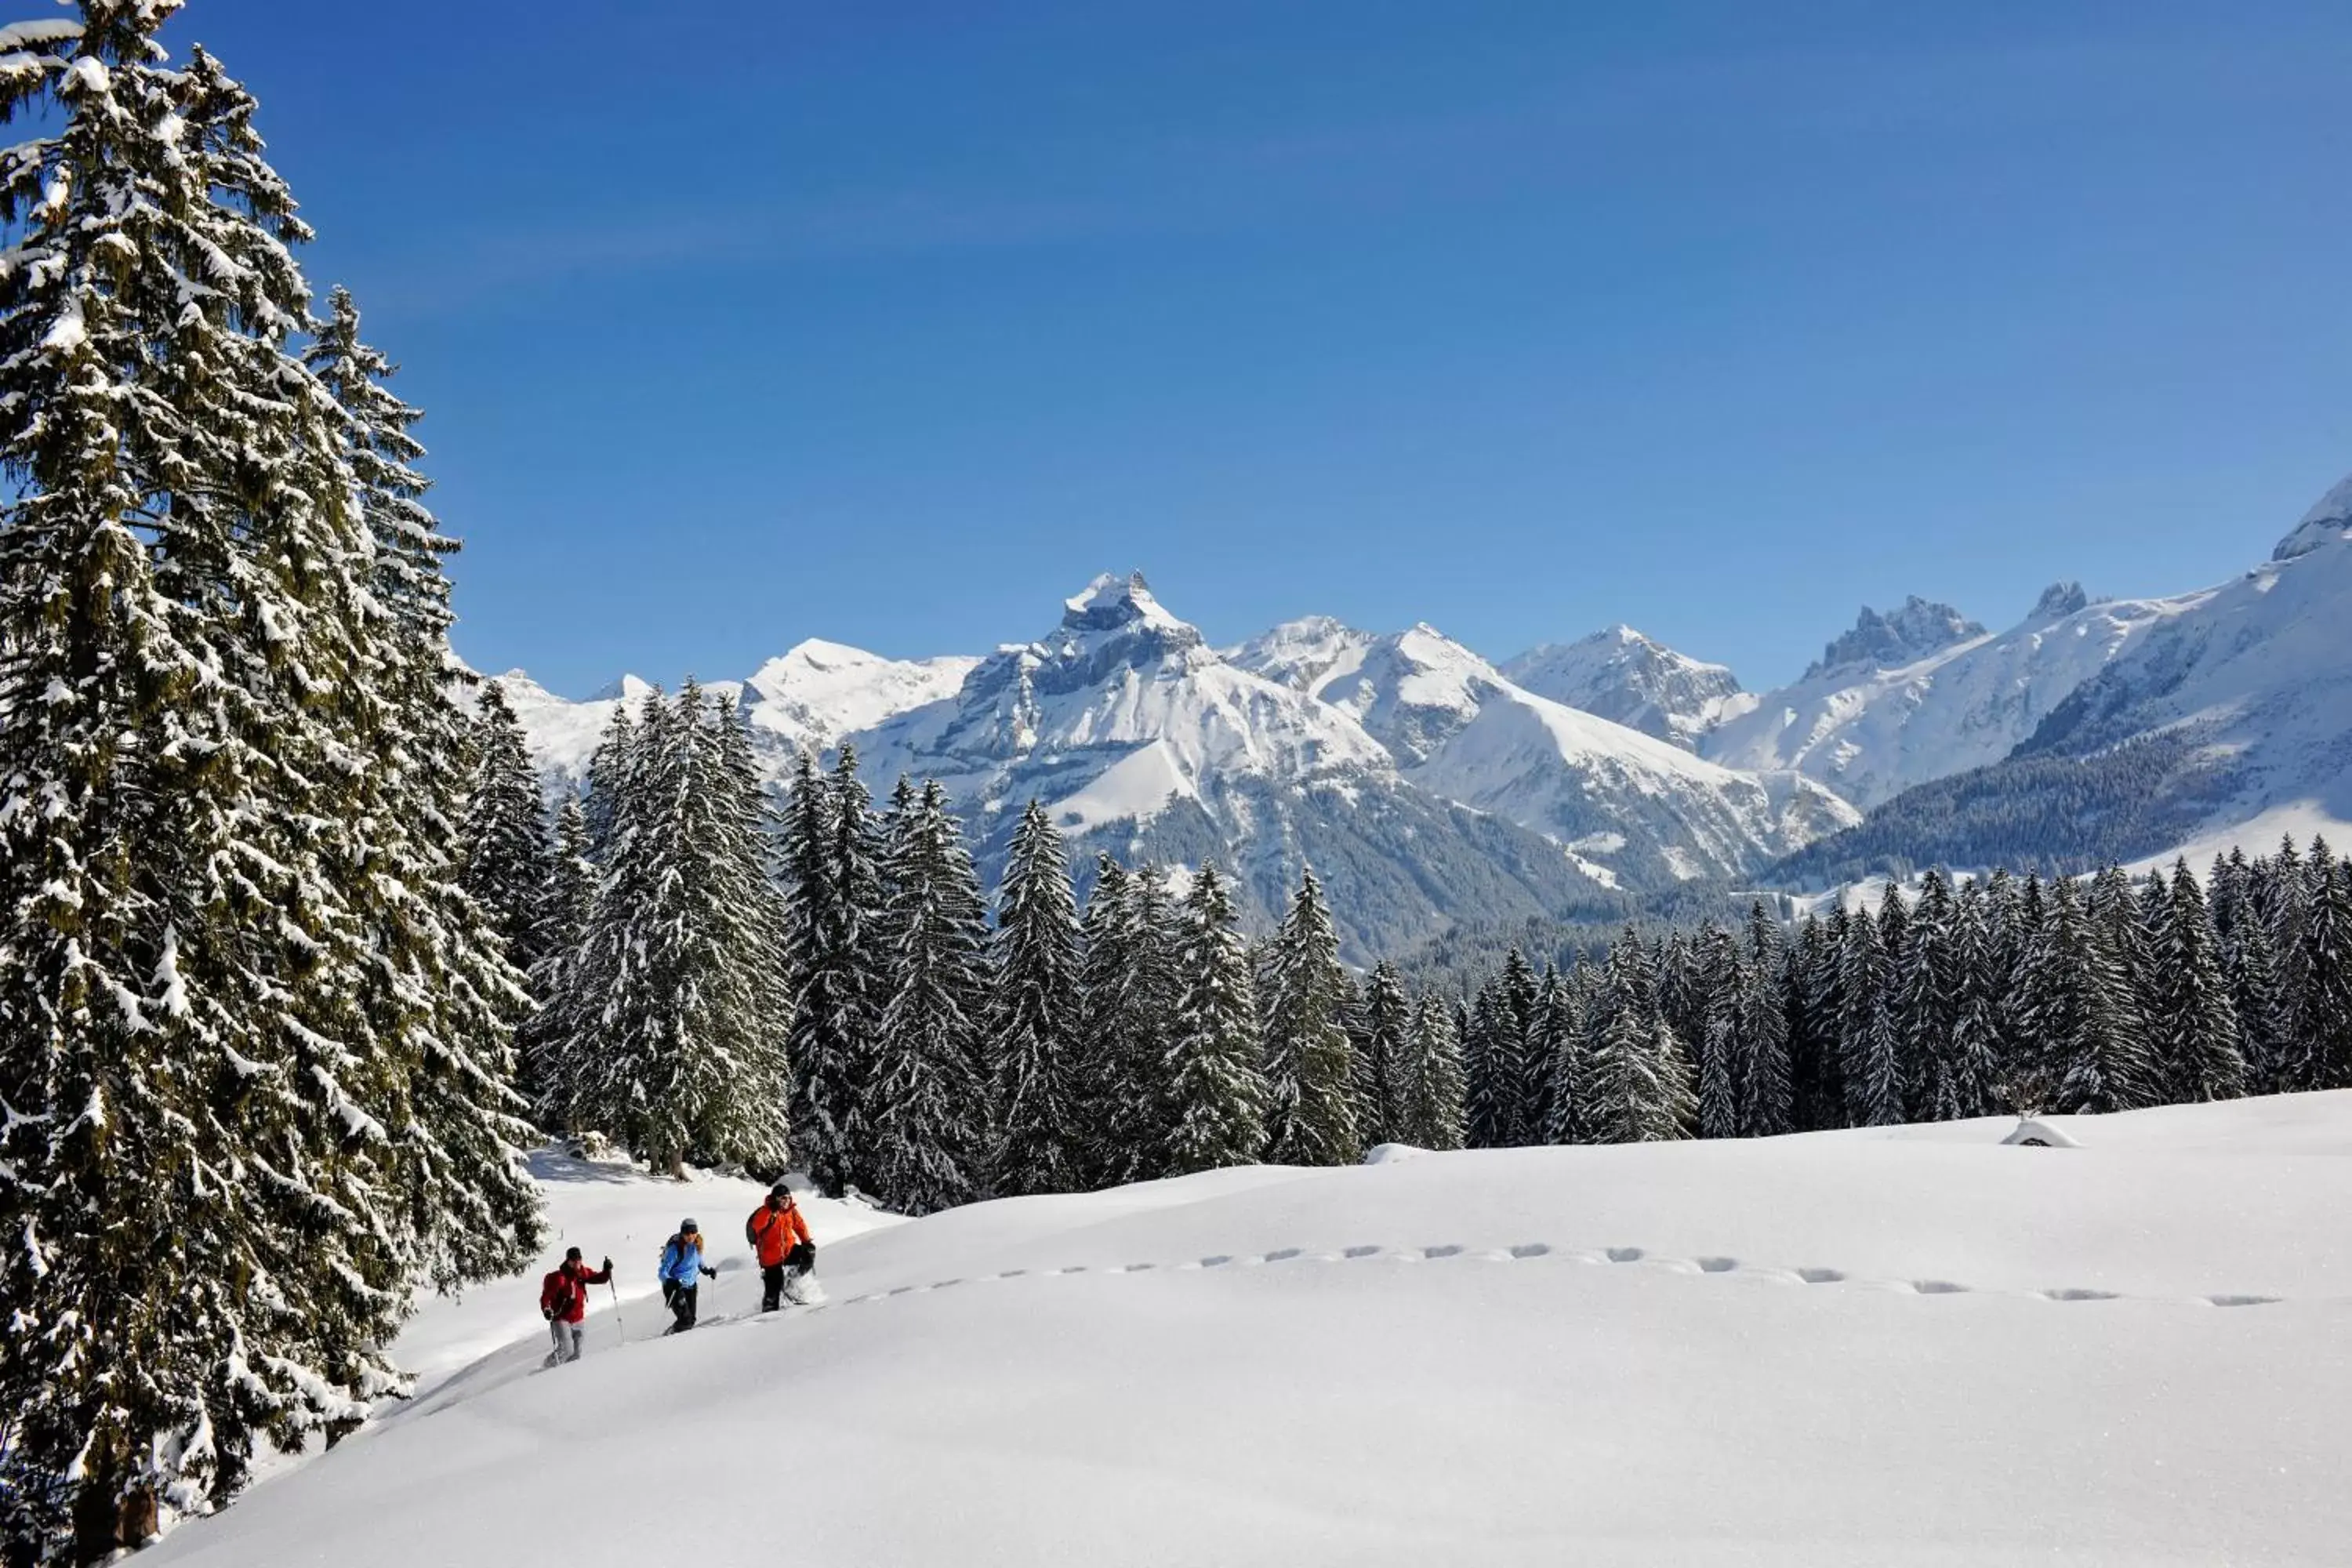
(760, 1243), (815, 1312)
(662, 1279), (698, 1334)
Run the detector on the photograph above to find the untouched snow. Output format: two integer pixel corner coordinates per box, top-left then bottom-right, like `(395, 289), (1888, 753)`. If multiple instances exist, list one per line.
(149, 1093), (2352, 1567)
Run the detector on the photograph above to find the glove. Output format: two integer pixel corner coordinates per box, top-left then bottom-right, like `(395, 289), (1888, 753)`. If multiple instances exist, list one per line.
(702, 1265), (718, 1279)
(542, 1309), (554, 1321)
(601, 1258), (613, 1273)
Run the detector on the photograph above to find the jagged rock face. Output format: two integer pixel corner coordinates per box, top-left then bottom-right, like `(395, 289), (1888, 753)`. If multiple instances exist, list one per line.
(2273, 471), (2352, 562)
(1804, 597), (1988, 681)
(2031, 581), (2091, 621)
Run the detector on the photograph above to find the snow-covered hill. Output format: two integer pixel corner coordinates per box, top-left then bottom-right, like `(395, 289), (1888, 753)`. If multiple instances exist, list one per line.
(1502, 624), (1756, 750)
(1236, 618), (1857, 887)
(150, 1092), (2352, 1567)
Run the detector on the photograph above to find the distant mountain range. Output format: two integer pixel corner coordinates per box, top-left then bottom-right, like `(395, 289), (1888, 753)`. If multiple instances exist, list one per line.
(498, 471), (2352, 958)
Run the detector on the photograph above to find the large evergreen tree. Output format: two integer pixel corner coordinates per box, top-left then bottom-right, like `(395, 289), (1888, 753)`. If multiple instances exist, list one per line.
(1583, 929), (1694, 1143)
(1355, 960), (1412, 1149)
(1738, 902), (1794, 1136)
(1395, 991), (1469, 1150)
(1837, 907), (1902, 1127)
(1163, 864), (1269, 1173)
(0, 13), (540, 1553)
(989, 802), (1086, 1195)
(549, 688), (789, 1174)
(1260, 869), (1360, 1166)
(2153, 858), (2245, 1104)
(1693, 923), (1743, 1140)
(866, 780), (992, 1214)
(459, 680), (554, 975)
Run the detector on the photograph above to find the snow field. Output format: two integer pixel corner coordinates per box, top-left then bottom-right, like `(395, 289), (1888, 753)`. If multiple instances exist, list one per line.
(151, 1094), (2352, 1566)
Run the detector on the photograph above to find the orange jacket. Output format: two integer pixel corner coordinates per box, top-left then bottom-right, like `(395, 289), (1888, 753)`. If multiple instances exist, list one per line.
(746, 1200), (812, 1268)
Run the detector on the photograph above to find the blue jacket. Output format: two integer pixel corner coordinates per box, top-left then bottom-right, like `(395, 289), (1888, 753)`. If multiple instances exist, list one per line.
(659, 1233), (707, 1284)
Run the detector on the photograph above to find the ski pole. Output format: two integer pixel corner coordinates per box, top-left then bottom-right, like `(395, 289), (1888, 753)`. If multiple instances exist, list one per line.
(609, 1279), (626, 1341)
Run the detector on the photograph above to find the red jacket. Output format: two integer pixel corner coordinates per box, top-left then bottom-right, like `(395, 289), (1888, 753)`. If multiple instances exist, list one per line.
(746, 1200), (812, 1269)
(539, 1259), (612, 1324)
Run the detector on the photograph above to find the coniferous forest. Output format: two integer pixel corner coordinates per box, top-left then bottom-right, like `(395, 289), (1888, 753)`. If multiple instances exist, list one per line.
(495, 675), (2352, 1194)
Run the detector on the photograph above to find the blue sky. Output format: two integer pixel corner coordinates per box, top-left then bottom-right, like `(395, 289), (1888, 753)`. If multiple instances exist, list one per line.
(187, 0), (2352, 695)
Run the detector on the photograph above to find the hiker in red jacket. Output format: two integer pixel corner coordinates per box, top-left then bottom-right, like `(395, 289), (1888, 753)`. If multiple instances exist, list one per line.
(746, 1184), (815, 1313)
(539, 1247), (615, 1367)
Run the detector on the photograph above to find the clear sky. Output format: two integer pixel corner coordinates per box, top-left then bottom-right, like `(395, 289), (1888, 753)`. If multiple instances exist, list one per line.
(180, 0), (2352, 695)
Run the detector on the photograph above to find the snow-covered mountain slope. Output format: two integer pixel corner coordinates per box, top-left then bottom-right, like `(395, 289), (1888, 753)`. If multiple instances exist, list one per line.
(1766, 471), (2352, 884)
(1236, 619), (1857, 888)
(1703, 583), (2200, 810)
(1501, 625), (1756, 750)
(493, 642), (975, 786)
(858, 577), (1606, 956)
(2013, 480), (2352, 836)
(152, 1092), (2352, 1568)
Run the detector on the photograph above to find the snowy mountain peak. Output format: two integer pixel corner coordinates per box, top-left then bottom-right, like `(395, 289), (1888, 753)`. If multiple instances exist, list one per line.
(2029, 581), (2091, 622)
(1060, 571), (1192, 638)
(2273, 471), (2352, 561)
(1502, 626), (1749, 751)
(1803, 597), (1987, 680)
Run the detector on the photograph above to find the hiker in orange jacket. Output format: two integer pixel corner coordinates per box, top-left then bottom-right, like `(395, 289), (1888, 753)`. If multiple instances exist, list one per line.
(747, 1184), (815, 1312)
(539, 1247), (615, 1367)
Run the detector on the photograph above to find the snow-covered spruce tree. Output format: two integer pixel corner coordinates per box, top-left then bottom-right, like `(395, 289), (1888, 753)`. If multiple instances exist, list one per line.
(0, 14), (543, 1556)
(1526, 962), (1573, 1143)
(866, 780), (992, 1214)
(2087, 866), (2154, 1065)
(1461, 974), (1508, 1149)
(2033, 877), (2151, 1116)
(1936, 877), (2003, 1121)
(537, 702), (656, 1133)
(2263, 837), (2314, 1079)
(1111, 863), (1185, 1178)
(1353, 960), (1410, 1149)
(777, 749), (880, 1197)
(1893, 870), (1957, 1120)
(1788, 914), (1846, 1131)
(2222, 875), (2292, 1095)
(1737, 902), (1793, 1137)
(1073, 855), (1136, 1186)
(517, 795), (596, 1110)
(1693, 924), (1744, 1141)
(1494, 947), (1542, 1146)
(1837, 907), (1902, 1127)
(989, 800), (1086, 1195)
(1583, 928), (1694, 1143)
(556, 688), (789, 1174)
(1162, 863), (1269, 1174)
(2302, 840), (2352, 1091)
(2151, 858), (2245, 1104)
(1540, 956), (1596, 1145)
(459, 678), (555, 975)
(1396, 991), (1469, 1150)
(823, 747), (889, 1191)
(1259, 869), (1360, 1166)
(579, 699), (633, 859)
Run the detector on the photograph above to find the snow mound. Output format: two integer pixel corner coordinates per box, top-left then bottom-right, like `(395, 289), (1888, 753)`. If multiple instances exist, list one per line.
(151, 1093), (2352, 1567)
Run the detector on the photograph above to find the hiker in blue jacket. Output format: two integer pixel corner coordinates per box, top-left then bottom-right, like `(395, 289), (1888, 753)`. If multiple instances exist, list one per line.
(659, 1218), (719, 1334)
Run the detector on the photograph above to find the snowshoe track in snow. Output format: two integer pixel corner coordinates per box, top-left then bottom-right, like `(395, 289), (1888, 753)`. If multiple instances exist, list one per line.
(774, 1243), (2306, 1319)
